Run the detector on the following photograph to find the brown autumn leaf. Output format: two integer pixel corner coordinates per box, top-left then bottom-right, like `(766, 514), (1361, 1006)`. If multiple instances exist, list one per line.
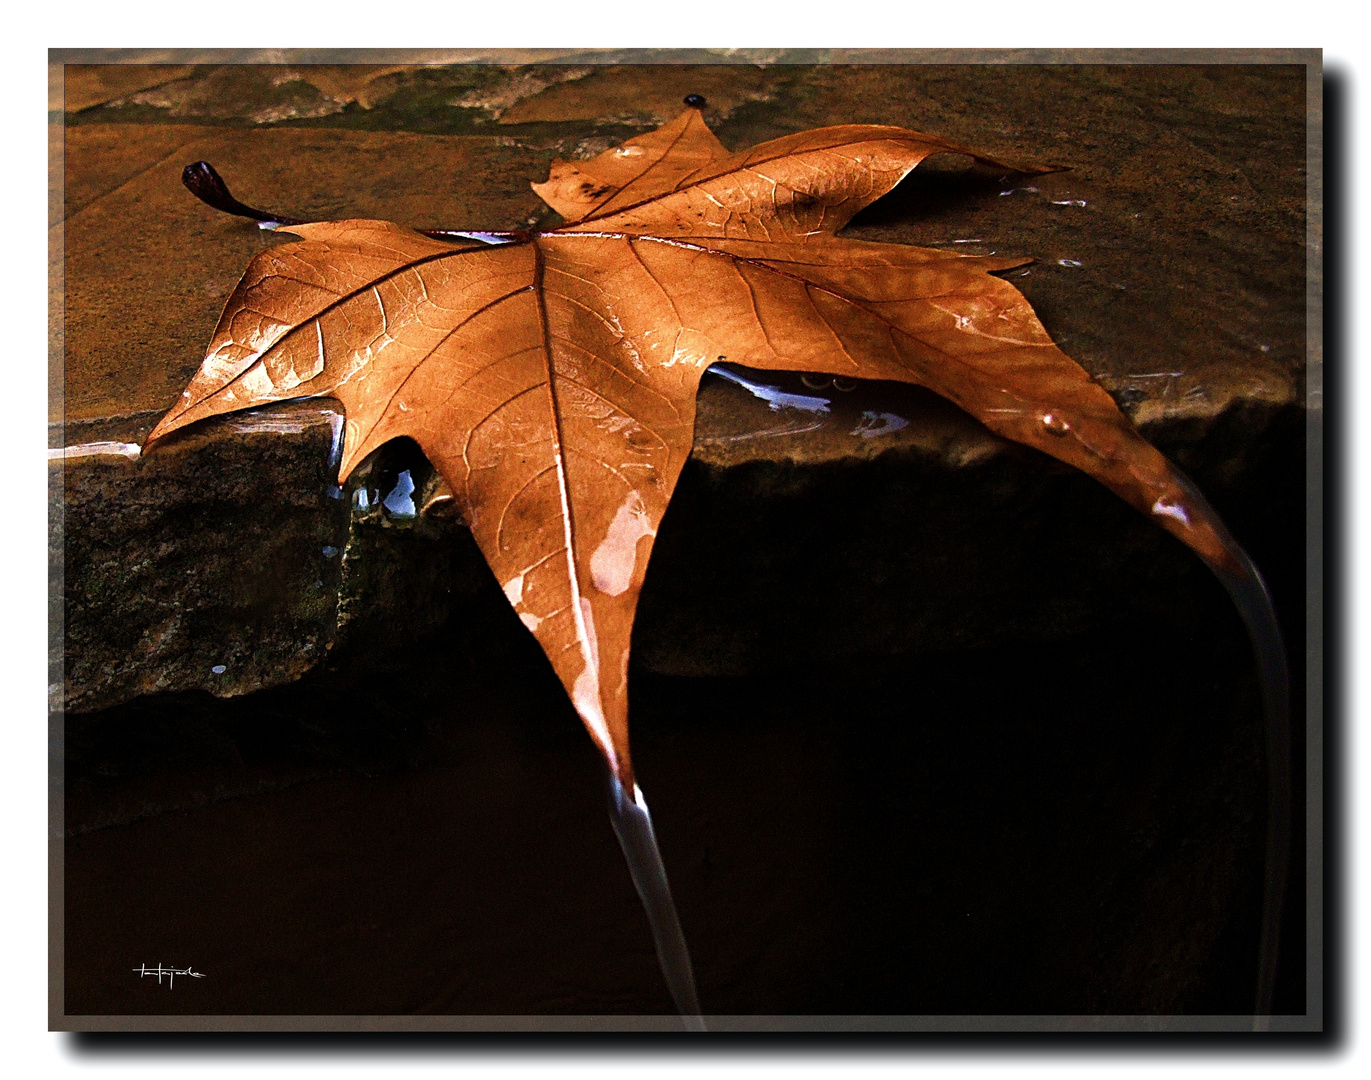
(146, 104), (1244, 794)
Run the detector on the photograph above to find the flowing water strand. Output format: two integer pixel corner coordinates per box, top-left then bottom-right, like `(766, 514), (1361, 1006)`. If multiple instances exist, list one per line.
(1172, 471), (1291, 1030)
(605, 770), (706, 1029)
(1208, 548), (1291, 1031)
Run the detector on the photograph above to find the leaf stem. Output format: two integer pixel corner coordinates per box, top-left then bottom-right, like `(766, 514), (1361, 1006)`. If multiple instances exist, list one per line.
(181, 161), (525, 243)
(181, 162), (306, 228)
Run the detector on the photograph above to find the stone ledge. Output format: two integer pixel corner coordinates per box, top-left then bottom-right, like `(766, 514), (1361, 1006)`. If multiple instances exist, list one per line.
(51, 380), (1302, 714)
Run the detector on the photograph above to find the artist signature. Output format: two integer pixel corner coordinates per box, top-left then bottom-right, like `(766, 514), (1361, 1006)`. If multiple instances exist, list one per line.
(132, 963), (206, 988)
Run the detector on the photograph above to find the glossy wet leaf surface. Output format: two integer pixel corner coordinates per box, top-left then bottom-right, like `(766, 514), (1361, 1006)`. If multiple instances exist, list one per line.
(149, 107), (1248, 789)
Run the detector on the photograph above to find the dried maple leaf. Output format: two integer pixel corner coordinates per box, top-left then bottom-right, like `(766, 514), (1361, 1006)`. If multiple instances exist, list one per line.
(146, 104), (1253, 796)
(144, 100), (1295, 1021)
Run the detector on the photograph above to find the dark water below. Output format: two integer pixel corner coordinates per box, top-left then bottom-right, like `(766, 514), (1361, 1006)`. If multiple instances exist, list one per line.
(62, 552), (1306, 1017)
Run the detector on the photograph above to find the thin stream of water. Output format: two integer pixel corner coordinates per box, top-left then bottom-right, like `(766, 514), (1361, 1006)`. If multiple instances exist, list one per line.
(605, 771), (706, 1030)
(1173, 472), (1291, 1031)
(1211, 551), (1291, 1032)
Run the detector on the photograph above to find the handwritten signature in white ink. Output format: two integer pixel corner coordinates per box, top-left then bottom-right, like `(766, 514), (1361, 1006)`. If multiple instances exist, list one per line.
(132, 963), (206, 988)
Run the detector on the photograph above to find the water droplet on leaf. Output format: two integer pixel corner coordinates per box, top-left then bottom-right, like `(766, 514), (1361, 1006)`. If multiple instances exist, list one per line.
(1042, 412), (1071, 436)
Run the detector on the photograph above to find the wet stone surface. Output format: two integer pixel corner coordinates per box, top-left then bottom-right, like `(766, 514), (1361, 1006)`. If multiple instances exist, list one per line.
(55, 405), (346, 712)
(54, 405), (482, 713)
(54, 61), (1309, 714)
